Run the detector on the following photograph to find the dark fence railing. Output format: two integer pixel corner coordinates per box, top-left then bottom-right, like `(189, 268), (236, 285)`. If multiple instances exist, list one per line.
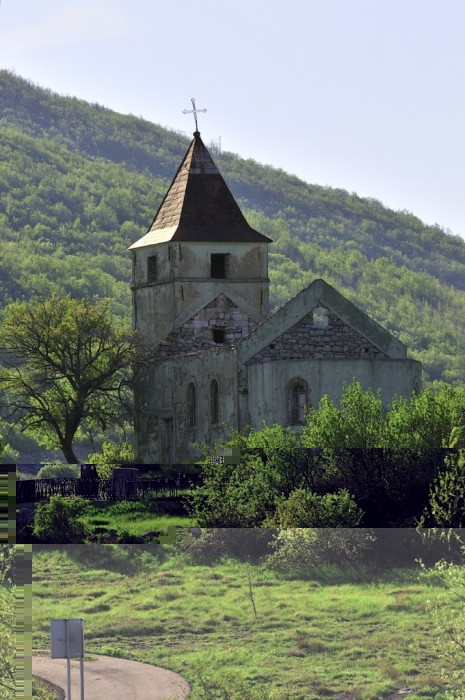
(17, 474), (203, 503)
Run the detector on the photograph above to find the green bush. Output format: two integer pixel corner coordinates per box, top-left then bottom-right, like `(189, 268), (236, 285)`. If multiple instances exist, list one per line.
(186, 454), (280, 527)
(419, 450), (465, 527)
(267, 528), (376, 577)
(33, 496), (90, 543)
(141, 490), (161, 514)
(268, 488), (363, 527)
(179, 528), (275, 564)
(36, 464), (80, 479)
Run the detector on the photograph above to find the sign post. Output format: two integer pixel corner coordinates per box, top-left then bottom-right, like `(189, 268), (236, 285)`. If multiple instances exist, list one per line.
(51, 618), (85, 699)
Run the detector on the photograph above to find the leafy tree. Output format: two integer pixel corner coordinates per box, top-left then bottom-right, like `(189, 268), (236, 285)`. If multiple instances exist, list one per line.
(187, 453), (281, 527)
(86, 438), (135, 477)
(0, 295), (137, 463)
(302, 380), (385, 448)
(33, 495), (90, 543)
(384, 385), (465, 449)
(301, 380), (465, 450)
(419, 450), (465, 528)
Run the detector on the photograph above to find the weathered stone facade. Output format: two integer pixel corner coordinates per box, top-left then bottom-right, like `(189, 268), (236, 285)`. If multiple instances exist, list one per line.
(154, 294), (258, 358)
(247, 308), (388, 364)
(130, 132), (422, 464)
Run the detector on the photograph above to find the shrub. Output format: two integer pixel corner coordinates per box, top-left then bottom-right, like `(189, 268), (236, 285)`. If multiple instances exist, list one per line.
(33, 496), (90, 543)
(267, 528), (376, 577)
(141, 490), (161, 514)
(36, 464), (80, 479)
(419, 450), (465, 527)
(269, 488), (363, 527)
(186, 454), (280, 527)
(179, 528), (275, 564)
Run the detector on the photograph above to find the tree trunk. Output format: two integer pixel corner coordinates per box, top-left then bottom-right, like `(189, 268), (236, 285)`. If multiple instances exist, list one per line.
(61, 440), (79, 464)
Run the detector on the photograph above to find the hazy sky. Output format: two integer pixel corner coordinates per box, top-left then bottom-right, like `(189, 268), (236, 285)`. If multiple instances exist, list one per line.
(1, 0), (465, 239)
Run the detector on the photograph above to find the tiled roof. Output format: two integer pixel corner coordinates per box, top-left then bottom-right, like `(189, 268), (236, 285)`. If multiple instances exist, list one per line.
(129, 132), (271, 249)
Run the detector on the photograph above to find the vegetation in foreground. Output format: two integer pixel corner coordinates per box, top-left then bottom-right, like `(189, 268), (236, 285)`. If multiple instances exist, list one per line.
(32, 678), (59, 699)
(32, 541), (465, 700)
(18, 495), (194, 544)
(0, 546), (15, 700)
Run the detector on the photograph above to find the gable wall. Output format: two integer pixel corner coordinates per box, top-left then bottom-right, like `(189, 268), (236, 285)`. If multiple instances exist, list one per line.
(154, 294), (258, 358)
(246, 309), (388, 364)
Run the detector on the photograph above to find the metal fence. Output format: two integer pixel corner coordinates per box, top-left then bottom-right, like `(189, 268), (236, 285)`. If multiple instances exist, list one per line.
(17, 473), (203, 503)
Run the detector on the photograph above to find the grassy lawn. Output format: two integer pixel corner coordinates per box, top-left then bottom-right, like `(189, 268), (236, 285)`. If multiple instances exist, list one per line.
(32, 677), (61, 699)
(31, 546), (457, 699)
(80, 500), (195, 538)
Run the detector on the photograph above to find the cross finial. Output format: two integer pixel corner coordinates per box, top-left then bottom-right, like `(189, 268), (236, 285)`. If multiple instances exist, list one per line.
(183, 98), (207, 133)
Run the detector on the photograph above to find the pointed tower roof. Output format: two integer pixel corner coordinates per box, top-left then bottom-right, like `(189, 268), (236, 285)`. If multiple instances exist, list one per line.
(129, 132), (272, 249)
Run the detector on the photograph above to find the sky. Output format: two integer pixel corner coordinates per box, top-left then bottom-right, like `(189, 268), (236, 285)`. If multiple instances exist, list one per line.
(1, 0), (465, 239)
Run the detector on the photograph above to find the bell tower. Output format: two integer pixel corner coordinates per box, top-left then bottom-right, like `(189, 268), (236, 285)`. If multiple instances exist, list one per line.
(129, 131), (272, 347)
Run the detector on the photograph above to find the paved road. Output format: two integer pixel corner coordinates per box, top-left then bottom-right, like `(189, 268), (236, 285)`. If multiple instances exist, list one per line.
(32, 653), (190, 699)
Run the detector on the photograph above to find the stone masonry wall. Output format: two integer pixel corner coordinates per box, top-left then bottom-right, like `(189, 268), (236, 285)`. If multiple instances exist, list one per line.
(154, 293), (258, 358)
(247, 308), (388, 364)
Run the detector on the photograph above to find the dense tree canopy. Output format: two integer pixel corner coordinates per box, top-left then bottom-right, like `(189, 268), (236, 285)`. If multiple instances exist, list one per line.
(188, 382), (465, 527)
(0, 295), (137, 462)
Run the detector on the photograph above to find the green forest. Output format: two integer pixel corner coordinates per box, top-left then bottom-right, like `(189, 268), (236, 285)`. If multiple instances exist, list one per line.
(1, 70), (465, 460)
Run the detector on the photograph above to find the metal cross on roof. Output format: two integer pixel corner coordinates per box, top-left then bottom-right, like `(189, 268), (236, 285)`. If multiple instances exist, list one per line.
(183, 98), (207, 133)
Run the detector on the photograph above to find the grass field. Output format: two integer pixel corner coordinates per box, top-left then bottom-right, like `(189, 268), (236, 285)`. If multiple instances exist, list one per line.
(32, 677), (61, 699)
(81, 500), (194, 538)
(31, 545), (458, 700)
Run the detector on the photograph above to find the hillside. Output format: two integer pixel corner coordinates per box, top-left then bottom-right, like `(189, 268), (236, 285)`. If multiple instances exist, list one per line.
(0, 69), (464, 390)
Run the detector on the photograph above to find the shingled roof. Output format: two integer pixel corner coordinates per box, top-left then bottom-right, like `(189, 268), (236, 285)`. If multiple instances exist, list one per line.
(129, 132), (272, 249)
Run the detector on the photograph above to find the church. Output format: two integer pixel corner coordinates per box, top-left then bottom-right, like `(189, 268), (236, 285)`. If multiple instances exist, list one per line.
(129, 130), (421, 463)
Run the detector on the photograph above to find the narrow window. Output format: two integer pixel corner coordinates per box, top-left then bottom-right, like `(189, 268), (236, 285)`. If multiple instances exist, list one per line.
(163, 385), (171, 408)
(289, 382), (307, 425)
(212, 328), (225, 344)
(312, 306), (329, 329)
(210, 379), (219, 424)
(211, 253), (228, 278)
(187, 383), (196, 427)
(147, 255), (157, 283)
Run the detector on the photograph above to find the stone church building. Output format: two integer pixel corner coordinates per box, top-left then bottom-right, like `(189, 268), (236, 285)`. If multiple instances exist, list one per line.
(129, 131), (421, 463)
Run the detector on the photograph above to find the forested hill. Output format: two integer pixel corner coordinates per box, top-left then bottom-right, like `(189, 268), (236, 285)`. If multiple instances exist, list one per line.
(0, 69), (464, 386)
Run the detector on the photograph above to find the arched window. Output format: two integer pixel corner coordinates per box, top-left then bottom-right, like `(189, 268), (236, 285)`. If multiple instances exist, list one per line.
(288, 380), (308, 425)
(210, 379), (219, 425)
(187, 383), (196, 427)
